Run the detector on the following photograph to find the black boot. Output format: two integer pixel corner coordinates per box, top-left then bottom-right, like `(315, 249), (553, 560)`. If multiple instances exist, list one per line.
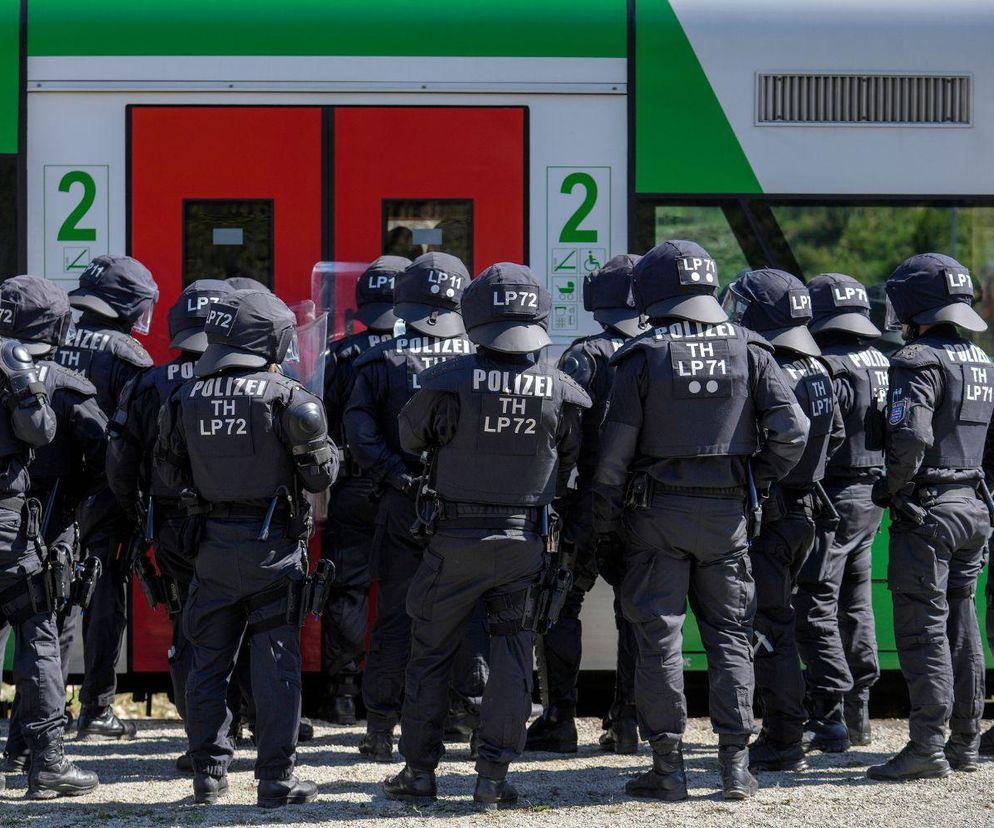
(945, 732), (980, 772)
(258, 776), (318, 808)
(979, 724), (994, 756)
(844, 695), (872, 747)
(524, 707), (577, 754)
(358, 731), (393, 763)
(193, 773), (228, 805)
(298, 717), (314, 743)
(625, 748), (688, 801)
(867, 741), (951, 781)
(599, 718), (638, 755)
(719, 744), (758, 800)
(318, 696), (357, 726)
(176, 751), (194, 774)
(382, 765), (437, 804)
(748, 732), (808, 772)
(474, 776), (519, 811)
(27, 736), (99, 799)
(76, 707), (137, 741)
(802, 695), (851, 753)
(2, 749), (30, 774)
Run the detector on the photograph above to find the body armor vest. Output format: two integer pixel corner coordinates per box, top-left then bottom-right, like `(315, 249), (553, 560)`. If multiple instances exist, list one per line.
(559, 331), (624, 487)
(137, 358), (197, 498)
(354, 332), (474, 463)
(614, 320), (760, 459)
(180, 370), (299, 503)
(325, 330), (392, 440)
(30, 360), (99, 481)
(778, 353), (835, 486)
(820, 344), (889, 473)
(900, 334), (994, 469)
(428, 354), (588, 507)
(55, 322), (152, 415)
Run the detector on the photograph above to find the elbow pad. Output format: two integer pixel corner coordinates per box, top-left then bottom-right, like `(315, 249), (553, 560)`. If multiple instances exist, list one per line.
(286, 399), (333, 466)
(0, 340), (48, 408)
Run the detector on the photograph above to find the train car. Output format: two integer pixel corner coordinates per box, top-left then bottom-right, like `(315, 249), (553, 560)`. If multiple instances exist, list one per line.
(0, 0), (992, 688)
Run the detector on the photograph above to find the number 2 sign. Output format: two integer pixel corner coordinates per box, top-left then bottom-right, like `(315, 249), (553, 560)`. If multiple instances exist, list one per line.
(546, 166), (611, 332)
(44, 165), (109, 281)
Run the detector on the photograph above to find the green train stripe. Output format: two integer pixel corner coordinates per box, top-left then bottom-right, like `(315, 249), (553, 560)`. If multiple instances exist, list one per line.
(28, 0), (626, 58)
(0, 0), (18, 154)
(635, 0), (760, 194)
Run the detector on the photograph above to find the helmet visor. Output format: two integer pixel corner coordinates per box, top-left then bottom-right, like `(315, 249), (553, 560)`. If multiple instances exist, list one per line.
(133, 300), (155, 336)
(720, 284), (751, 324)
(884, 296), (902, 332)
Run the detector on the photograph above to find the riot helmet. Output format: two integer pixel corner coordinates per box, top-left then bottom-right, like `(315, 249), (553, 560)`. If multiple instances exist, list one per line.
(632, 240), (725, 324)
(355, 256), (409, 330)
(722, 268), (820, 356)
(582, 254), (647, 338)
(0, 275), (73, 356)
(168, 279), (234, 354)
(884, 253), (987, 333)
(195, 289), (296, 377)
(393, 252), (468, 337)
(462, 262), (551, 354)
(68, 255), (159, 335)
(808, 273), (881, 338)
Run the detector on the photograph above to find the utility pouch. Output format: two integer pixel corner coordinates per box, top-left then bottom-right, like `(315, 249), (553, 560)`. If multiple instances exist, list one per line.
(163, 576), (184, 616)
(134, 555), (164, 610)
(70, 555), (102, 611)
(624, 473), (653, 511)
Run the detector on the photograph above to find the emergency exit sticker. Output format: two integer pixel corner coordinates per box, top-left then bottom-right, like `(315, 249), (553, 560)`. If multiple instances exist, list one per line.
(43, 165), (110, 283)
(546, 167), (611, 332)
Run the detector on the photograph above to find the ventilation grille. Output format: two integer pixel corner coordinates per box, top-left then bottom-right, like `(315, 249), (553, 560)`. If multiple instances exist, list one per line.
(757, 73), (971, 126)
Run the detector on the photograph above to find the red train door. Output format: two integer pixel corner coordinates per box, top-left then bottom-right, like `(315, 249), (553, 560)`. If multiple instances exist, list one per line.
(128, 104), (526, 680)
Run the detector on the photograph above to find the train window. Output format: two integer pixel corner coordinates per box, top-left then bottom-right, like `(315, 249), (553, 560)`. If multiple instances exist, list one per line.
(182, 199), (274, 288)
(634, 203), (749, 285)
(382, 199), (473, 272)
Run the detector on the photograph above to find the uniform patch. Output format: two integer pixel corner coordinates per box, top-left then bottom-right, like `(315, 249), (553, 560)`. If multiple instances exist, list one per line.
(0, 299), (16, 329)
(889, 398), (907, 425)
(676, 256), (717, 286)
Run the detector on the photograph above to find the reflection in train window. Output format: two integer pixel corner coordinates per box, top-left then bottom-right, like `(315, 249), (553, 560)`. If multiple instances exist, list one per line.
(382, 199), (473, 272)
(183, 199), (274, 288)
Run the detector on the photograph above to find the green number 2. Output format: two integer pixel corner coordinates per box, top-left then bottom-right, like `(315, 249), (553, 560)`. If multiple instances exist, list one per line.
(57, 170), (97, 242)
(558, 172), (598, 244)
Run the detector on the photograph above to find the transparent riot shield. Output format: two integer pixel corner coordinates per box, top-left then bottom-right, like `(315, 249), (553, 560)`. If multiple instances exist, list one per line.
(283, 300), (329, 398)
(310, 261), (369, 343)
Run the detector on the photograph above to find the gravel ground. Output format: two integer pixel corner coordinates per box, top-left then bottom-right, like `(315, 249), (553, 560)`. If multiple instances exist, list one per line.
(2, 717), (993, 827)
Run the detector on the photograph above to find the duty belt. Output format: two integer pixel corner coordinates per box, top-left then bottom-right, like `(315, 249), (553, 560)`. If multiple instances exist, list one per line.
(913, 482), (979, 501)
(653, 482), (746, 498)
(436, 502), (542, 531)
(0, 495), (25, 513)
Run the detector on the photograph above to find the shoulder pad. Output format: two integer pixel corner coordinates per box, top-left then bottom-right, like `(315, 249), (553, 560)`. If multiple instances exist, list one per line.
(818, 353), (849, 377)
(414, 356), (472, 392)
(556, 370), (593, 409)
(107, 332), (153, 368)
(743, 328), (775, 353)
(607, 330), (654, 367)
(352, 339), (391, 371)
(41, 360), (98, 398)
(891, 342), (942, 369)
(558, 345), (596, 389)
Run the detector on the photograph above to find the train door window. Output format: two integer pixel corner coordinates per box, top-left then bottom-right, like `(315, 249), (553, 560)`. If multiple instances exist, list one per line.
(182, 199), (274, 288)
(382, 199), (474, 272)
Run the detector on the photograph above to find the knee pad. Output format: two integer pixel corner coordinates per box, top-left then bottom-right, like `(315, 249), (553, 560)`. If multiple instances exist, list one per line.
(485, 589), (529, 636)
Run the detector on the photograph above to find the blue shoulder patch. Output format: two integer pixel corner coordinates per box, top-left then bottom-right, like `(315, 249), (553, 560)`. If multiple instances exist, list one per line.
(889, 398), (907, 426)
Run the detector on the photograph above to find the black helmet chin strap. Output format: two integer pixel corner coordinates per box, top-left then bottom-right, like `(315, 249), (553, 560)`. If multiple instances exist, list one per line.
(902, 322), (920, 343)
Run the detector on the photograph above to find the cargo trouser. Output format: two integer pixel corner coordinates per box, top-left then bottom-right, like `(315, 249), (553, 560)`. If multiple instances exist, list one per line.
(0, 504), (65, 751)
(363, 488), (488, 734)
(750, 488), (817, 745)
(321, 475), (375, 702)
(888, 487), (989, 747)
(621, 491), (756, 751)
(399, 528), (543, 779)
(155, 509), (195, 721)
(796, 479), (882, 706)
(183, 519), (304, 780)
(79, 537), (129, 709)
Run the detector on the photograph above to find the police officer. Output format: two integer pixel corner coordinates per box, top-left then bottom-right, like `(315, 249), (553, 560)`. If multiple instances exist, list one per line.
(381, 263), (590, 808)
(0, 276), (100, 797)
(320, 255), (409, 724)
(156, 289), (338, 806)
(344, 252), (485, 762)
(525, 254), (643, 755)
(57, 255), (158, 740)
(592, 243), (808, 801)
(722, 269), (845, 773)
(795, 273), (887, 751)
(106, 279), (233, 771)
(867, 254), (993, 781)
(0, 277), (107, 775)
